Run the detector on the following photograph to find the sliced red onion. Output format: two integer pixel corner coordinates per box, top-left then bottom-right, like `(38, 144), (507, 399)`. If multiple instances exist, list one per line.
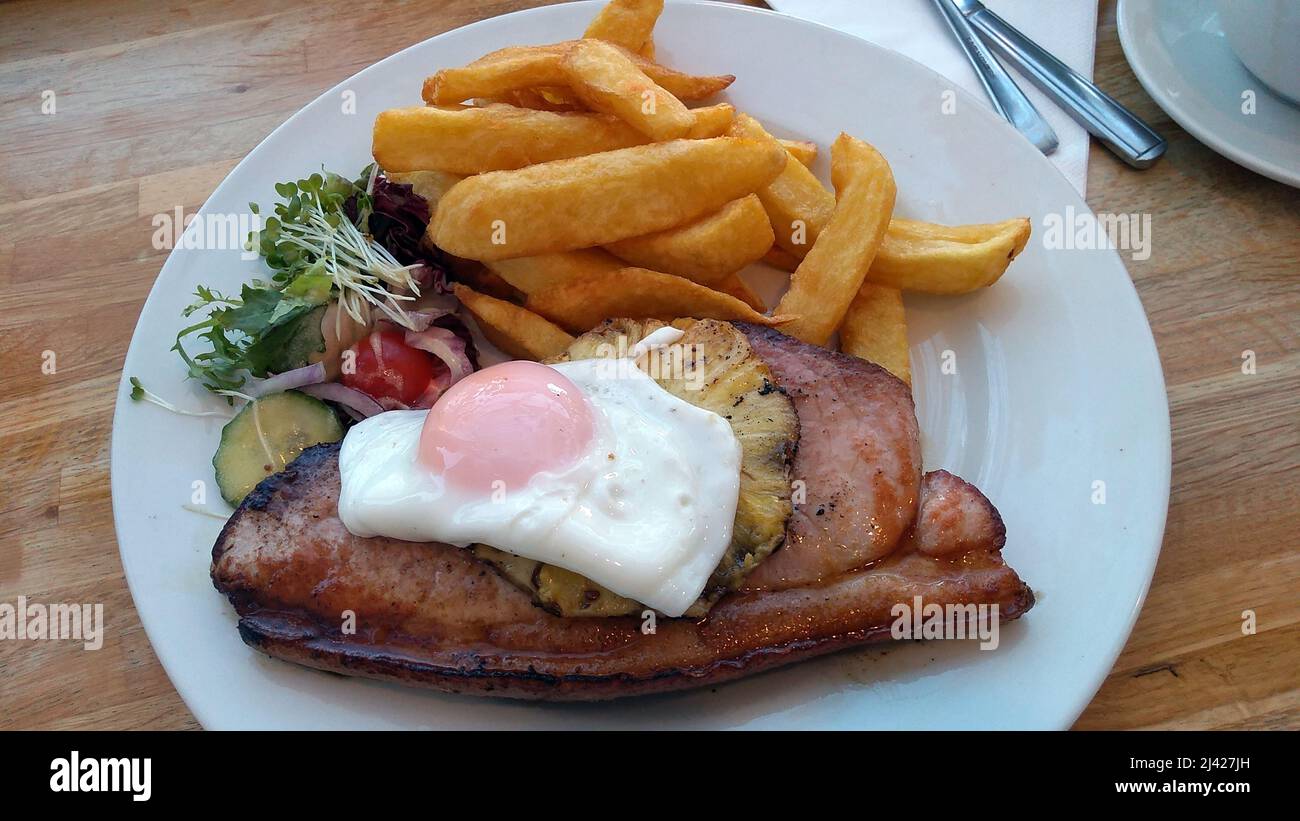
(405, 326), (472, 385)
(401, 291), (460, 330)
(246, 361), (327, 398)
(410, 264), (436, 292)
(299, 382), (385, 419)
(421, 292), (460, 314)
(403, 308), (452, 332)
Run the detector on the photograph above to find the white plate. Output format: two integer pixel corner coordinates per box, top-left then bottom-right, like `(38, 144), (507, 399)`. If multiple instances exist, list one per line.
(111, 0), (1170, 729)
(762, 0), (1099, 195)
(1118, 0), (1300, 187)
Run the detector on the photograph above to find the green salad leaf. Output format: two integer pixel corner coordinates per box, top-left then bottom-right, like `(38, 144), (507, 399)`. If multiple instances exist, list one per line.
(172, 165), (421, 392)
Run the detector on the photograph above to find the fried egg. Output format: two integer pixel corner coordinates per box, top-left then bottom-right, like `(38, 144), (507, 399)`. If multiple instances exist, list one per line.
(337, 329), (741, 616)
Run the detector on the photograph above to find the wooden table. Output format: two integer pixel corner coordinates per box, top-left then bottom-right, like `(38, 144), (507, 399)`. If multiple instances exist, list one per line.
(0, 0), (1295, 730)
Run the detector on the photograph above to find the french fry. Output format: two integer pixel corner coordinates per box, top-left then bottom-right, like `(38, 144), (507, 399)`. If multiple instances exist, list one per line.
(780, 139), (818, 167)
(561, 39), (694, 140)
(450, 264), (520, 302)
(375, 104), (729, 174)
(525, 266), (788, 333)
(486, 251), (765, 313)
(423, 42), (734, 105)
(869, 217), (1031, 293)
(453, 283), (575, 360)
(505, 86), (585, 111)
(775, 133), (897, 346)
(430, 136), (788, 261)
(464, 98), (731, 135)
(840, 282), (910, 384)
(776, 206), (1031, 294)
(761, 246), (801, 272)
(383, 169), (464, 211)
(583, 0), (664, 53)
(683, 103), (736, 138)
(376, 106), (641, 173)
(728, 114), (834, 258)
(603, 194), (773, 285)
(713, 273), (766, 312)
(640, 37), (656, 60)
(730, 114), (1030, 293)
(486, 249), (623, 294)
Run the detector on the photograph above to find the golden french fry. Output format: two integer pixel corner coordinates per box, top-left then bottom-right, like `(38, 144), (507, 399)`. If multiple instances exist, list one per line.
(452, 283), (575, 360)
(449, 264), (520, 302)
(869, 218), (1031, 293)
(778, 209), (1031, 295)
(780, 139), (818, 167)
(728, 114), (834, 258)
(840, 282), (910, 384)
(375, 104), (728, 174)
(761, 246), (801, 272)
(526, 266), (787, 333)
(487, 251), (767, 314)
(583, 0), (664, 52)
(713, 273), (766, 312)
(383, 169), (464, 212)
(776, 133), (897, 346)
(376, 106), (643, 173)
(423, 42), (733, 105)
(430, 137), (787, 261)
(498, 87), (585, 111)
(425, 46), (566, 104)
(730, 114), (1029, 293)
(603, 194), (773, 285)
(640, 37), (656, 60)
(684, 103), (735, 138)
(476, 99), (731, 136)
(561, 39), (694, 140)
(486, 249), (623, 294)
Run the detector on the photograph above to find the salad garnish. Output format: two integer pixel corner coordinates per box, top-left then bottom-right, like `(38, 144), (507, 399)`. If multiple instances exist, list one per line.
(171, 166), (462, 395)
(137, 163), (480, 507)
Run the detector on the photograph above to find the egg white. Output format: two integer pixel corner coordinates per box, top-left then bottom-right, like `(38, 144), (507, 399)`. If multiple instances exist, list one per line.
(337, 359), (741, 616)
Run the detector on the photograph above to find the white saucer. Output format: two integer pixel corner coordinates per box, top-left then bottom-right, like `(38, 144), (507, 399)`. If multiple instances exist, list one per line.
(1118, 0), (1300, 187)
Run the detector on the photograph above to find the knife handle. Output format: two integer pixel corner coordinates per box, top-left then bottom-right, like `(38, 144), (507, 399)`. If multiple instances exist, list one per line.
(965, 6), (1166, 168)
(931, 0), (1058, 154)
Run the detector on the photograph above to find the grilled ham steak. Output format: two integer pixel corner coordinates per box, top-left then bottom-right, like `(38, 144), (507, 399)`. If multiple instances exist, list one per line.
(211, 324), (1034, 700)
(736, 324), (921, 591)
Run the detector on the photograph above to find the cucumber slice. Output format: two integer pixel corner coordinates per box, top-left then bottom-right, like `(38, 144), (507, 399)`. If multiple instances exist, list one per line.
(264, 304), (327, 374)
(213, 390), (344, 505)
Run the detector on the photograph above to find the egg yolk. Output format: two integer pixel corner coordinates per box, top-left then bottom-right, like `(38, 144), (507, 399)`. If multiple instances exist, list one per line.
(418, 361), (595, 495)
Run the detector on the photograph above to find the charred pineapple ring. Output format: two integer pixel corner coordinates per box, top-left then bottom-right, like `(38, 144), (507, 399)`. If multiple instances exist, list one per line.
(474, 318), (799, 618)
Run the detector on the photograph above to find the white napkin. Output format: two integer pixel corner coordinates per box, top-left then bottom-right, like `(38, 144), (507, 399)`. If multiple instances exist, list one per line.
(764, 0), (1097, 195)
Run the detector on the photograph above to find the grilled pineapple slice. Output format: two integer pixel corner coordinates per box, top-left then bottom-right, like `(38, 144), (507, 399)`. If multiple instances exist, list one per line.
(474, 318), (799, 618)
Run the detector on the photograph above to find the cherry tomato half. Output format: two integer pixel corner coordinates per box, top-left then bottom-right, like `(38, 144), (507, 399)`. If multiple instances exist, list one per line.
(340, 327), (435, 407)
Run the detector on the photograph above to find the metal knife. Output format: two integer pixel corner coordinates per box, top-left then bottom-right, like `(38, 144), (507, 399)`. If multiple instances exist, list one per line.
(951, 0), (1166, 168)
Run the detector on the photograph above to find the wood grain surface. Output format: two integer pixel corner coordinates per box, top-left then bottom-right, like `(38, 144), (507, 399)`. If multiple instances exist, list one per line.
(0, 0), (1295, 730)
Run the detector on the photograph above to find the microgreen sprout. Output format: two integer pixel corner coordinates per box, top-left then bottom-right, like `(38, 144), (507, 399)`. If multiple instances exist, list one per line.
(128, 377), (235, 417)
